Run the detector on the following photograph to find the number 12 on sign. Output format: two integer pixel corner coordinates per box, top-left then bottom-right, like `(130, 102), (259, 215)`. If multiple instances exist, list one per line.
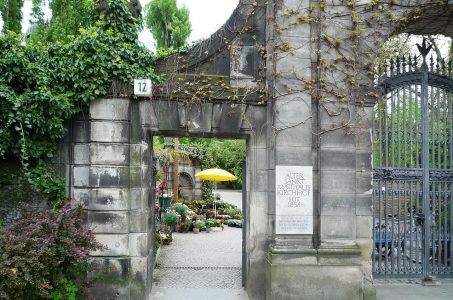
(134, 79), (152, 96)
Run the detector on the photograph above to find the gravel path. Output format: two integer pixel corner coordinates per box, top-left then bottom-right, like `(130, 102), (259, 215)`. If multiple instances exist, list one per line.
(151, 226), (247, 299)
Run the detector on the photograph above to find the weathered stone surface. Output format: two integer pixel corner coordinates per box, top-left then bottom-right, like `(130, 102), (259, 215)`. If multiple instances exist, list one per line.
(129, 210), (151, 233)
(275, 124), (312, 147)
(88, 257), (132, 299)
(72, 188), (130, 210)
(356, 216), (373, 239)
(73, 166), (89, 187)
(129, 233), (149, 257)
(320, 148), (356, 170)
(88, 211), (129, 234)
(320, 170), (356, 194)
(90, 121), (130, 143)
(139, 100), (158, 127)
(130, 256), (150, 300)
(320, 129), (356, 149)
(275, 146), (312, 165)
(274, 95), (311, 130)
(72, 120), (90, 142)
(73, 143), (90, 165)
(90, 98), (130, 121)
(92, 234), (129, 256)
(157, 100), (180, 131)
(321, 215), (356, 240)
(355, 194), (372, 216)
(267, 254), (363, 300)
(90, 144), (130, 165)
(219, 104), (246, 133)
(89, 166), (130, 188)
(320, 194), (356, 216)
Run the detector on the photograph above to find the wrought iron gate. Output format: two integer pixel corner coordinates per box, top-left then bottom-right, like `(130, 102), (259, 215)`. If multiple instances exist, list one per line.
(372, 39), (453, 278)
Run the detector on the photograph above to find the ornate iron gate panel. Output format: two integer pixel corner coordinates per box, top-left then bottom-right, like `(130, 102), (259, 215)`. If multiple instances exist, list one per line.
(372, 40), (453, 278)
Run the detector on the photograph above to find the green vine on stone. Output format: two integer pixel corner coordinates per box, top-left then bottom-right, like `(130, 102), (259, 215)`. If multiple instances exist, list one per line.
(0, 0), (159, 206)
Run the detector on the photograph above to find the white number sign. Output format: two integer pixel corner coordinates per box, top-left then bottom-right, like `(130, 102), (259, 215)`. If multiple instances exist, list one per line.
(134, 79), (152, 96)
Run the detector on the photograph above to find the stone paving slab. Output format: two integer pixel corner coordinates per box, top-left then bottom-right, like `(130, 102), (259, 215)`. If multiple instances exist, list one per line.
(156, 226), (242, 268)
(151, 226), (246, 299)
(151, 288), (249, 300)
(376, 283), (453, 300)
(153, 267), (242, 288)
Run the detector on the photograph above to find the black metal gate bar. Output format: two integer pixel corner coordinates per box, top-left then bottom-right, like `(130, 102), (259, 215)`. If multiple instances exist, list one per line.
(372, 39), (453, 278)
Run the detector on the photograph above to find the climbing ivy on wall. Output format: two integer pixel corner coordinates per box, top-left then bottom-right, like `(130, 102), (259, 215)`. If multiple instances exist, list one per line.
(0, 0), (159, 206)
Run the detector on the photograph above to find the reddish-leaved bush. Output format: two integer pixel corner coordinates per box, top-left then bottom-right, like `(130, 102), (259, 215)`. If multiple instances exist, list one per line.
(0, 202), (104, 299)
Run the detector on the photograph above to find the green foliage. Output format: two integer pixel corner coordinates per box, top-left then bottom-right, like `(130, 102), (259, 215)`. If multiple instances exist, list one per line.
(163, 211), (179, 226)
(0, 203), (104, 299)
(50, 278), (78, 300)
(224, 206), (242, 219)
(205, 219), (217, 228)
(0, 0), (24, 33)
(29, 0), (97, 43)
(180, 138), (246, 189)
(173, 203), (188, 217)
(0, 0), (157, 206)
(144, 0), (191, 49)
(193, 220), (205, 229)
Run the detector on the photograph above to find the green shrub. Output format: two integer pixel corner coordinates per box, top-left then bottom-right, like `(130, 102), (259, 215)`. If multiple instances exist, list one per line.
(0, 203), (104, 299)
(193, 220), (205, 229)
(163, 211), (179, 226)
(205, 219), (217, 228)
(173, 203), (188, 217)
(224, 206), (242, 219)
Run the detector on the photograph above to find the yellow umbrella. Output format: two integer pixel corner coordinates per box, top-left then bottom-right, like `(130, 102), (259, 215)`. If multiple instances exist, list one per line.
(195, 168), (238, 182)
(195, 168), (238, 217)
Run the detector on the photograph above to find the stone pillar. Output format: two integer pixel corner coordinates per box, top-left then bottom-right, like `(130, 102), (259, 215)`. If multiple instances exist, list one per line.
(266, 0), (317, 298)
(71, 97), (152, 299)
(265, 0), (374, 299)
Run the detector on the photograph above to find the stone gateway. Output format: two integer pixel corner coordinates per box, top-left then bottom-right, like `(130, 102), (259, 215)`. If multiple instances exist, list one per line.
(42, 0), (452, 299)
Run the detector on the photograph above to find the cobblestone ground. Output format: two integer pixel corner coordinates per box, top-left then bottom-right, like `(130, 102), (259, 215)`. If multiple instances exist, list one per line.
(151, 226), (248, 299)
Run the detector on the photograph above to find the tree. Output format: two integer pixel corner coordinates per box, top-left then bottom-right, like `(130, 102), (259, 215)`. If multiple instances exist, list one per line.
(0, 0), (24, 34)
(143, 0), (191, 49)
(28, 0), (142, 43)
(29, 0), (98, 43)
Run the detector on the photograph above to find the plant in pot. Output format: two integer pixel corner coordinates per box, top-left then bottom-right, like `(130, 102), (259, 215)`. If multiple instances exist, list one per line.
(211, 219), (223, 232)
(205, 219), (217, 233)
(164, 211), (180, 232)
(174, 203), (189, 222)
(179, 218), (191, 233)
(193, 220), (205, 234)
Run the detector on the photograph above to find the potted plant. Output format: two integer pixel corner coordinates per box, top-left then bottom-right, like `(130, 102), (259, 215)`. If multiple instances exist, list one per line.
(179, 218), (191, 233)
(164, 211), (180, 232)
(174, 203), (189, 222)
(211, 219), (223, 232)
(205, 219), (217, 233)
(193, 220), (205, 234)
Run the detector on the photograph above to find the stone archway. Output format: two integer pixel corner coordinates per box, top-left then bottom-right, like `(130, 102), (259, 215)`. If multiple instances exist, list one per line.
(178, 171), (195, 201)
(62, 1), (453, 300)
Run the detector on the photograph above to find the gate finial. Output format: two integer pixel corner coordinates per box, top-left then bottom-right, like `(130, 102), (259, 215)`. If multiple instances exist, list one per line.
(416, 38), (432, 70)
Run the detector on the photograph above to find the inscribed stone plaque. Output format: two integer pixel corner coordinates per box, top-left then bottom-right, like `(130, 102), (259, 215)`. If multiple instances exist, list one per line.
(276, 165), (313, 234)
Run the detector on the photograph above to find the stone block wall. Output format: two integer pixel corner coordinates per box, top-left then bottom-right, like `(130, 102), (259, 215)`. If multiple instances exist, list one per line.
(70, 98), (152, 299)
